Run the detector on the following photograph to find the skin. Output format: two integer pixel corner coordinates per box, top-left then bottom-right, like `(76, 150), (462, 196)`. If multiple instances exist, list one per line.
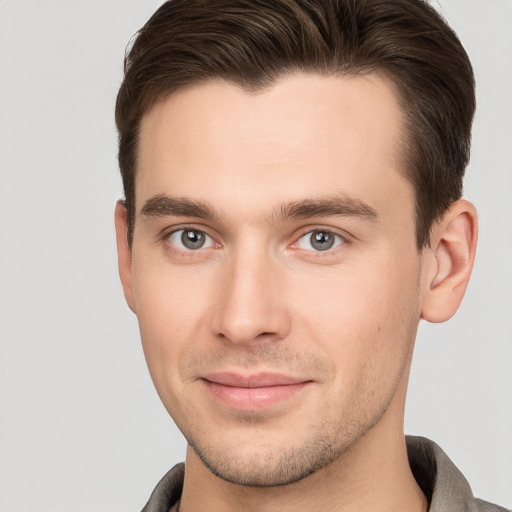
(115, 72), (477, 512)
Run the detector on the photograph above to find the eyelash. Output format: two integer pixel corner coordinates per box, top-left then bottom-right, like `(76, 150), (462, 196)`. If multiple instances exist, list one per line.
(292, 229), (346, 254)
(163, 227), (219, 253)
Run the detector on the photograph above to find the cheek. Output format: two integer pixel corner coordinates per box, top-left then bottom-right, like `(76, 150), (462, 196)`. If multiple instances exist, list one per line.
(130, 260), (211, 394)
(293, 257), (421, 382)
(132, 251), (211, 331)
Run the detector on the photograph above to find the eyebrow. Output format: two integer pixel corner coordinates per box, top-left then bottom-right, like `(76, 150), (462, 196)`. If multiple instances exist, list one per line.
(273, 196), (378, 222)
(140, 194), (215, 219)
(140, 193), (378, 223)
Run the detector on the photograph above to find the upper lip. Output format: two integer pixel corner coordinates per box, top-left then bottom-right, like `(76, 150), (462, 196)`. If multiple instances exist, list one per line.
(202, 372), (311, 388)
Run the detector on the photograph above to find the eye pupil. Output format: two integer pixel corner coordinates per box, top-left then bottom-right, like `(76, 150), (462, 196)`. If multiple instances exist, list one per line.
(181, 230), (205, 249)
(310, 231), (335, 251)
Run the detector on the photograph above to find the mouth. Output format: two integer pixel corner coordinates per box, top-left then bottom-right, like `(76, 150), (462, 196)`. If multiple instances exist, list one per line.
(200, 372), (313, 410)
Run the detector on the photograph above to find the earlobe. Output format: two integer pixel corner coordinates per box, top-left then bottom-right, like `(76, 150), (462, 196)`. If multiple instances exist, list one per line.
(421, 199), (478, 323)
(114, 200), (137, 313)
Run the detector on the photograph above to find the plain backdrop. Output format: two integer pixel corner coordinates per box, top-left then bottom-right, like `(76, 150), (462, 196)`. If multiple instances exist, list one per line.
(0, 1), (511, 511)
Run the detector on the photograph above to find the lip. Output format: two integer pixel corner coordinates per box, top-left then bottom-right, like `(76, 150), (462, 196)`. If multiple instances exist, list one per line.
(201, 372), (313, 410)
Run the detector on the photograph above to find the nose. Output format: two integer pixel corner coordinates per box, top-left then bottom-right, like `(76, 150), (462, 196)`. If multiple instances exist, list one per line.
(209, 248), (291, 346)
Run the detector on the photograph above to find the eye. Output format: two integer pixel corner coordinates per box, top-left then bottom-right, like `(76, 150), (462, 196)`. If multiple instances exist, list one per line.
(167, 229), (215, 251)
(295, 230), (344, 252)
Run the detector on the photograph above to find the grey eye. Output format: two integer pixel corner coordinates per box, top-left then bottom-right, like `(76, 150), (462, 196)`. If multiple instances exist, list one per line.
(310, 231), (335, 251)
(181, 230), (205, 249)
(168, 229), (213, 250)
(296, 230), (344, 252)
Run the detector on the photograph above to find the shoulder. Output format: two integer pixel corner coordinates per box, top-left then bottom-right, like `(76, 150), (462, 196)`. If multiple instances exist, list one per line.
(473, 498), (511, 512)
(406, 436), (510, 512)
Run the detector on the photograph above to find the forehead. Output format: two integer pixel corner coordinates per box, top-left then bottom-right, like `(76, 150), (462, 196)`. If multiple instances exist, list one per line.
(136, 72), (411, 220)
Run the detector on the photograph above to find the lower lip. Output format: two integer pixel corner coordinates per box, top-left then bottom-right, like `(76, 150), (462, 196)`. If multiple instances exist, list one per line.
(203, 380), (311, 410)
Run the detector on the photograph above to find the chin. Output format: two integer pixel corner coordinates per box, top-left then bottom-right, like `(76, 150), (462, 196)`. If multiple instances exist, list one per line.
(187, 424), (353, 487)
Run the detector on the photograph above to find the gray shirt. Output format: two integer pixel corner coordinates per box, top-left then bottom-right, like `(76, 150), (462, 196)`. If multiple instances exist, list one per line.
(141, 436), (509, 512)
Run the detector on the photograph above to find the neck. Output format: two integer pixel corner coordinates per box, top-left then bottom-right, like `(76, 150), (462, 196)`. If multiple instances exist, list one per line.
(178, 382), (427, 512)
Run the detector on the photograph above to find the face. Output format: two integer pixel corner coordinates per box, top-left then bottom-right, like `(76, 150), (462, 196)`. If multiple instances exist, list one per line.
(119, 73), (429, 486)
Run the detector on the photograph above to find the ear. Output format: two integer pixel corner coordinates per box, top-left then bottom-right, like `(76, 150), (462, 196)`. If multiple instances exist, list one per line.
(421, 199), (478, 323)
(114, 200), (137, 313)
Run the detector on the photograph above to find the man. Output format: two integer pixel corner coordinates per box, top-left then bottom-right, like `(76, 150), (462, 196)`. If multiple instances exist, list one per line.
(114, 1), (508, 511)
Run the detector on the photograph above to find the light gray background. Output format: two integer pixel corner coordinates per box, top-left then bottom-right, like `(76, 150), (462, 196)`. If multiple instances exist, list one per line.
(0, 1), (510, 511)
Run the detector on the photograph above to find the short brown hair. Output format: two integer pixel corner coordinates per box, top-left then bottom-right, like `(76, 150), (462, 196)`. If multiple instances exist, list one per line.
(115, 0), (475, 249)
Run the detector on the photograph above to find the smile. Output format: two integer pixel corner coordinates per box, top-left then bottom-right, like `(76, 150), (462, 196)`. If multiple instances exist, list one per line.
(201, 372), (313, 410)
